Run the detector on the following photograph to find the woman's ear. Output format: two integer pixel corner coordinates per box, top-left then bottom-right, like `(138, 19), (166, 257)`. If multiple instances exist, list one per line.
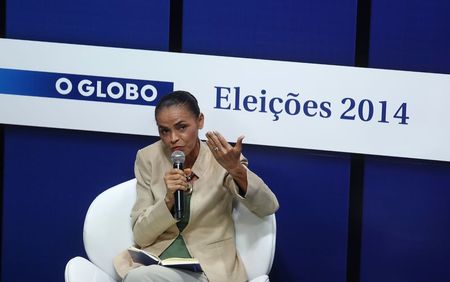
(197, 113), (205, 129)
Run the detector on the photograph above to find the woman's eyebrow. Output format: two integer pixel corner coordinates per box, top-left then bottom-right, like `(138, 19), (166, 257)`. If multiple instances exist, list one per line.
(157, 120), (186, 128)
(174, 121), (187, 126)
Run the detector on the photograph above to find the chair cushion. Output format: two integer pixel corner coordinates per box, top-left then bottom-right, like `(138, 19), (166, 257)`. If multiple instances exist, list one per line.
(65, 256), (116, 282)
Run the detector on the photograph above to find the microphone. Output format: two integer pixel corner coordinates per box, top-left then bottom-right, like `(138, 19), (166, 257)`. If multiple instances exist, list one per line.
(171, 150), (185, 220)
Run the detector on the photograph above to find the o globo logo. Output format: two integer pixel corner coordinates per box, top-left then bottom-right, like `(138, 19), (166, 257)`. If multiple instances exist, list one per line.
(55, 77), (158, 102)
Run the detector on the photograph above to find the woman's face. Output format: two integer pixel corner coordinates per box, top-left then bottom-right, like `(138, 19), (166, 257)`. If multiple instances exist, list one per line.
(156, 105), (204, 161)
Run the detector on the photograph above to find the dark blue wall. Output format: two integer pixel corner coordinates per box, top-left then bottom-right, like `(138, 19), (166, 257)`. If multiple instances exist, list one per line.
(1, 1), (450, 282)
(360, 1), (450, 281)
(2, 126), (156, 282)
(360, 157), (450, 282)
(369, 0), (450, 74)
(182, 0), (357, 66)
(6, 0), (170, 50)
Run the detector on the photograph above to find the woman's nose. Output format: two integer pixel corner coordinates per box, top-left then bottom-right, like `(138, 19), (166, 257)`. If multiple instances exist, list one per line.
(170, 132), (179, 143)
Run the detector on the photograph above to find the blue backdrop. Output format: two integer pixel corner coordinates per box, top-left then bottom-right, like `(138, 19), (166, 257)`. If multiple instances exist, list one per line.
(2, 0), (450, 281)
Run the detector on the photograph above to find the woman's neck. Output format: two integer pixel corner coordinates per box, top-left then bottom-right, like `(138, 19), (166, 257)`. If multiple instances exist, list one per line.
(184, 139), (200, 168)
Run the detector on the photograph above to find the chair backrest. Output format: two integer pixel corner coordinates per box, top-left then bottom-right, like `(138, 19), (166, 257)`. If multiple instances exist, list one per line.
(233, 201), (277, 280)
(83, 179), (276, 281)
(83, 179), (136, 281)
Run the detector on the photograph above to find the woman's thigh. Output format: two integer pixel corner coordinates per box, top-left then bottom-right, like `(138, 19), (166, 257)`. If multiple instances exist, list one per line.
(123, 265), (208, 282)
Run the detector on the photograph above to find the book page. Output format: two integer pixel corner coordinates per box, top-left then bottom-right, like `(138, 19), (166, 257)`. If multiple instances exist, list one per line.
(161, 258), (203, 272)
(161, 257), (200, 265)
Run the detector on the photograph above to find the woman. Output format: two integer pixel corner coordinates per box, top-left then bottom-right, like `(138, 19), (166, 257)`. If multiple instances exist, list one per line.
(114, 91), (279, 282)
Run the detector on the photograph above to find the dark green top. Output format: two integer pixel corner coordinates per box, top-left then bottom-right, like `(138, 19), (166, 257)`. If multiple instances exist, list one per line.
(159, 193), (192, 259)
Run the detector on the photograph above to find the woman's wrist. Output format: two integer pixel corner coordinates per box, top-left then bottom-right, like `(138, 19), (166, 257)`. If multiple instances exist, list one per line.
(227, 163), (245, 176)
(227, 164), (248, 194)
(165, 193), (174, 210)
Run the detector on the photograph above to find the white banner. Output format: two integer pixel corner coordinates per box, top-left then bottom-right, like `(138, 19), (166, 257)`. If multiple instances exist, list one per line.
(1, 39), (449, 162)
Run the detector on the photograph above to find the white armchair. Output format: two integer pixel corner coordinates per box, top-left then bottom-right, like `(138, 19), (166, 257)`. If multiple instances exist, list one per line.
(65, 179), (277, 282)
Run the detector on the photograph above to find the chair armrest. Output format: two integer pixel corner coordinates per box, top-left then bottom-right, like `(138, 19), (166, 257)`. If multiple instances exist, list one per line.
(65, 256), (117, 282)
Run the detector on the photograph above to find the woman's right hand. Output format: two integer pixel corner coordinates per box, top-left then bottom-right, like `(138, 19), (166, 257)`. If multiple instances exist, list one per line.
(163, 168), (189, 209)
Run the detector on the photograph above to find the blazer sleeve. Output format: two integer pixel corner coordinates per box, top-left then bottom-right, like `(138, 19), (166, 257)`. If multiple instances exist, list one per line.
(130, 150), (178, 248)
(224, 155), (279, 217)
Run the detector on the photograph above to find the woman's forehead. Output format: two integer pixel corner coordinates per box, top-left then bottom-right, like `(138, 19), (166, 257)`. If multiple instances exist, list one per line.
(156, 105), (197, 124)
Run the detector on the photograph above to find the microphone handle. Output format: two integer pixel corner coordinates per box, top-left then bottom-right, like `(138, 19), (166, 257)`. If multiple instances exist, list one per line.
(173, 162), (184, 220)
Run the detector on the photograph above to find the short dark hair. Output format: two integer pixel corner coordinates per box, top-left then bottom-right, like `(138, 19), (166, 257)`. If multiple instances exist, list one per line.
(155, 90), (201, 118)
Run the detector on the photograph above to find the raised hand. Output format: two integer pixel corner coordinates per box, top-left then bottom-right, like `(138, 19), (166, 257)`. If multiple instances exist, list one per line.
(206, 131), (244, 173)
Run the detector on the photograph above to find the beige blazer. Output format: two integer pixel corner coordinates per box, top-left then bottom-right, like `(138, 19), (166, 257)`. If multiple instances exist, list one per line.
(114, 141), (279, 282)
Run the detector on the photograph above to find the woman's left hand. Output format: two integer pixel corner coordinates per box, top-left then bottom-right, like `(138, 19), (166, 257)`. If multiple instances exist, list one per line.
(206, 131), (244, 173)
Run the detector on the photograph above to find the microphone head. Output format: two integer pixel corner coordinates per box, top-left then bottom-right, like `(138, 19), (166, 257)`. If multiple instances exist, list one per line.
(171, 150), (185, 164)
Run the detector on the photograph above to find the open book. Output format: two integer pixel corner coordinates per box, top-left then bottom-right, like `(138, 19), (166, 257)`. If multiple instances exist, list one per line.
(127, 246), (203, 272)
